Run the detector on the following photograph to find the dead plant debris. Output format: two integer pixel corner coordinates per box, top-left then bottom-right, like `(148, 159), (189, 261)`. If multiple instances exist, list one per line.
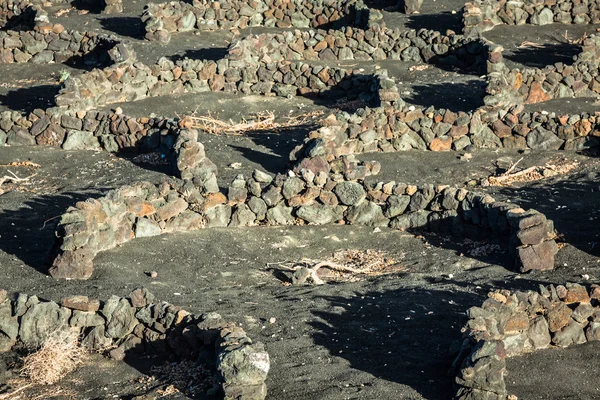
(20, 330), (86, 385)
(268, 249), (403, 285)
(134, 360), (217, 398)
(178, 109), (324, 136)
(481, 157), (580, 186)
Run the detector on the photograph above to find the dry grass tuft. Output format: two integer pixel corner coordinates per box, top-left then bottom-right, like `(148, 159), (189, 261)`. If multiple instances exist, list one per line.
(20, 330), (86, 385)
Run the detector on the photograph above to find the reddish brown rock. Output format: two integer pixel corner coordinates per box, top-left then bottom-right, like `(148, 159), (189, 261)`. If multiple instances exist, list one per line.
(204, 192), (227, 210)
(61, 295), (100, 312)
(526, 81), (551, 104)
(546, 302), (572, 332)
(502, 312), (529, 334)
(50, 249), (95, 280)
(517, 240), (558, 272)
(516, 223), (550, 245)
(156, 198), (188, 221)
(565, 284), (591, 304)
(429, 136), (452, 151)
(492, 120), (512, 138)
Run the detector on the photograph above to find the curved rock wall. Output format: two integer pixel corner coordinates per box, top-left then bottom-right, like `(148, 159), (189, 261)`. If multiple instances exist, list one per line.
(228, 27), (489, 70)
(486, 36), (600, 108)
(55, 57), (392, 109)
(0, 27), (135, 65)
(454, 284), (600, 399)
(48, 131), (558, 280)
(0, 288), (269, 400)
(463, 0), (600, 35)
(142, 0), (382, 43)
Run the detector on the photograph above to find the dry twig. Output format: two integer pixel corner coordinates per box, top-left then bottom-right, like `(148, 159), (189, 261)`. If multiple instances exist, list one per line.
(267, 249), (401, 285)
(0, 170), (37, 192)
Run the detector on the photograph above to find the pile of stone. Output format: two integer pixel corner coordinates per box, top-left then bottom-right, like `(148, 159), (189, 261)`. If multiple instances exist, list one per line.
(454, 283), (600, 399)
(228, 27), (489, 70)
(48, 131), (557, 280)
(464, 0), (600, 35)
(142, 0), (382, 43)
(0, 288), (269, 400)
(0, 26), (135, 65)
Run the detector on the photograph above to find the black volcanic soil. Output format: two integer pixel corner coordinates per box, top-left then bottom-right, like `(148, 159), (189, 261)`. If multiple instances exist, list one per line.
(1, 2), (600, 400)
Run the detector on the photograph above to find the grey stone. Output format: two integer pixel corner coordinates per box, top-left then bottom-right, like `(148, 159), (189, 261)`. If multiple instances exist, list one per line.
(282, 176), (305, 199)
(390, 210), (430, 230)
(205, 204), (232, 228)
(62, 130), (101, 150)
(334, 182), (366, 206)
(385, 195), (411, 218)
(230, 204), (257, 227)
(82, 325), (113, 351)
(531, 8), (554, 25)
(552, 319), (586, 347)
(266, 203), (294, 225)
(135, 218), (162, 238)
(527, 315), (551, 350)
(527, 128), (564, 150)
(218, 343), (270, 386)
(345, 201), (387, 227)
(103, 297), (137, 339)
(19, 301), (71, 348)
(70, 310), (105, 327)
(248, 196), (267, 220)
(296, 204), (341, 225)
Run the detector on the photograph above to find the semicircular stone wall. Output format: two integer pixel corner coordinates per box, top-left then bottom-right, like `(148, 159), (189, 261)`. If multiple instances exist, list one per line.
(0, 287), (269, 400)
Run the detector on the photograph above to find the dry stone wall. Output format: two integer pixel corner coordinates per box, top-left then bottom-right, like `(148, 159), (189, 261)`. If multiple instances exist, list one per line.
(454, 284), (600, 399)
(484, 35), (600, 109)
(47, 131), (558, 280)
(0, 28), (135, 65)
(142, 0), (383, 43)
(463, 0), (600, 35)
(229, 27), (489, 71)
(55, 57), (392, 110)
(0, 1), (48, 31)
(0, 288), (269, 400)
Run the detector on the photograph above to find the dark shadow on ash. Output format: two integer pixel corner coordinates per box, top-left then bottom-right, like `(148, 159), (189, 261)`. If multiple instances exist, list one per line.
(299, 73), (380, 111)
(99, 16), (145, 40)
(169, 48), (229, 63)
(505, 42), (580, 69)
(308, 286), (482, 400)
(0, 14), (36, 32)
(406, 80), (485, 112)
(0, 190), (105, 275)
(493, 171), (600, 257)
(228, 124), (317, 174)
(362, 0), (401, 10)
(71, 0), (105, 14)
(406, 11), (463, 33)
(0, 84), (60, 113)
